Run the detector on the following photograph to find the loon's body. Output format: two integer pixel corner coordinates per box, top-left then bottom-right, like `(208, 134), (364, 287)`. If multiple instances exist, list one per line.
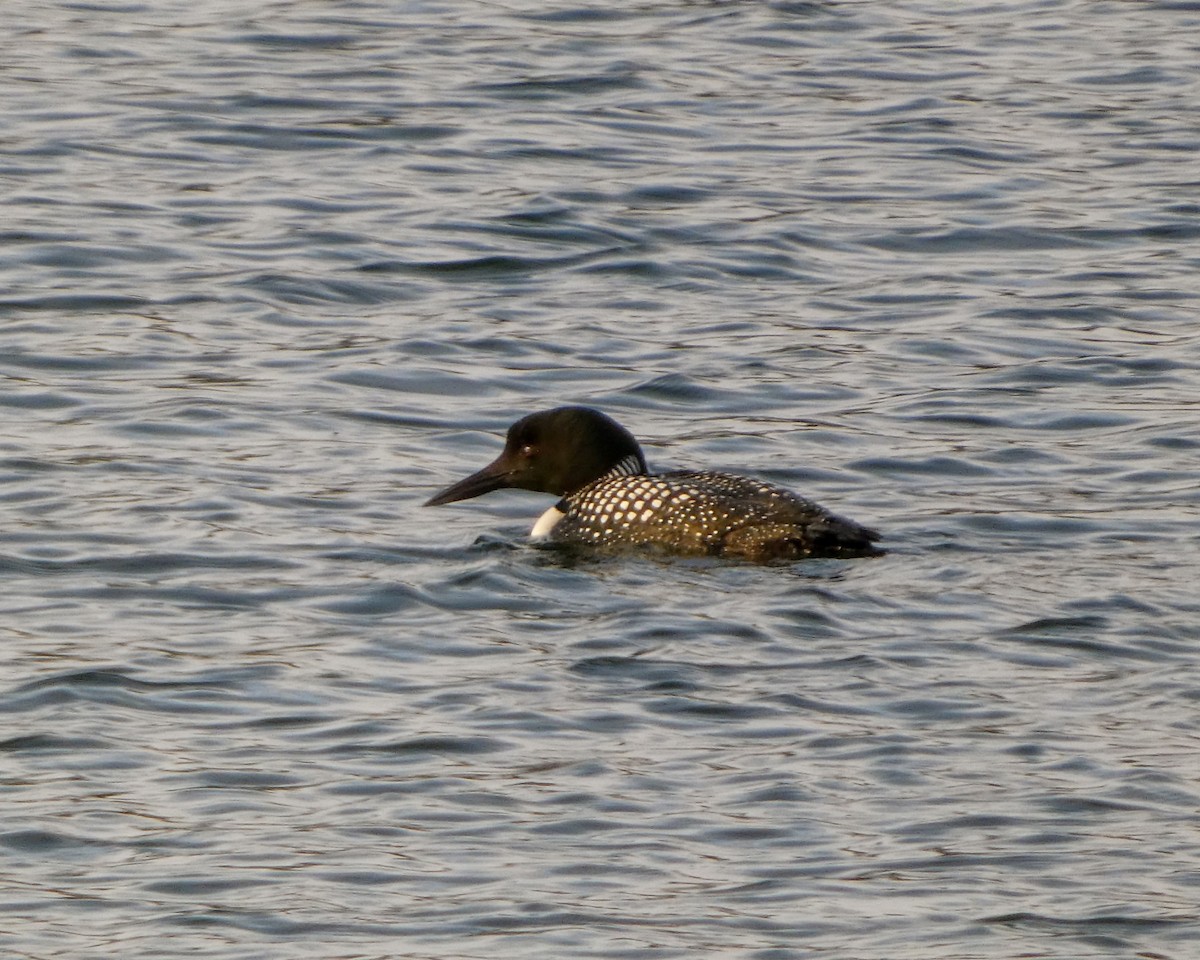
(425, 407), (881, 562)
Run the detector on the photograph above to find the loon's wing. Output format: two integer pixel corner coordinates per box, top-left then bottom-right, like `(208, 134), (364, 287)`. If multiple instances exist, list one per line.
(663, 471), (882, 560)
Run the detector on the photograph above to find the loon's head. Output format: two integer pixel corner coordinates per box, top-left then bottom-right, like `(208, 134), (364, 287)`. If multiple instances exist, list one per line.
(424, 406), (647, 506)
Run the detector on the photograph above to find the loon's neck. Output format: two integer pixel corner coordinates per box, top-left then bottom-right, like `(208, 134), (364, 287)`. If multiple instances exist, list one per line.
(598, 452), (647, 482)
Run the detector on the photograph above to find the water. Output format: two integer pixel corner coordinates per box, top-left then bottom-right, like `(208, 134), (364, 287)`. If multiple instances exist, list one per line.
(2, 1), (1199, 957)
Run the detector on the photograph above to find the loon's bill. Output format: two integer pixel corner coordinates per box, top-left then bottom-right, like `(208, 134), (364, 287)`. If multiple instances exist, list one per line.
(425, 406), (881, 562)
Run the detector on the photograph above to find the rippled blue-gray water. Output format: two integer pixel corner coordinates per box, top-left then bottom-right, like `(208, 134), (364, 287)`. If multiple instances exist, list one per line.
(3, 2), (1199, 957)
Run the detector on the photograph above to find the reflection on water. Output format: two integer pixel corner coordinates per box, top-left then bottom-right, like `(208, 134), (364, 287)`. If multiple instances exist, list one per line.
(2, 1), (1199, 958)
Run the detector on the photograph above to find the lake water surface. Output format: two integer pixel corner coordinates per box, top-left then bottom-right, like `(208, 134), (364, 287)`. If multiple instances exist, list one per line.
(2, 2), (1199, 958)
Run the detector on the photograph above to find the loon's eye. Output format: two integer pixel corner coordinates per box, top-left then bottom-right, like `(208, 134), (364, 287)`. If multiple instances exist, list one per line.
(520, 444), (537, 459)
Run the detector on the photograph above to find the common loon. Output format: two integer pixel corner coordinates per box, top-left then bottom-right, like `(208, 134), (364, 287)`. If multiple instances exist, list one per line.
(424, 406), (882, 562)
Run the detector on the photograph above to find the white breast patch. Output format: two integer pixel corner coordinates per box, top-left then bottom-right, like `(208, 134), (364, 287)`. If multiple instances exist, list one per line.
(530, 505), (566, 540)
